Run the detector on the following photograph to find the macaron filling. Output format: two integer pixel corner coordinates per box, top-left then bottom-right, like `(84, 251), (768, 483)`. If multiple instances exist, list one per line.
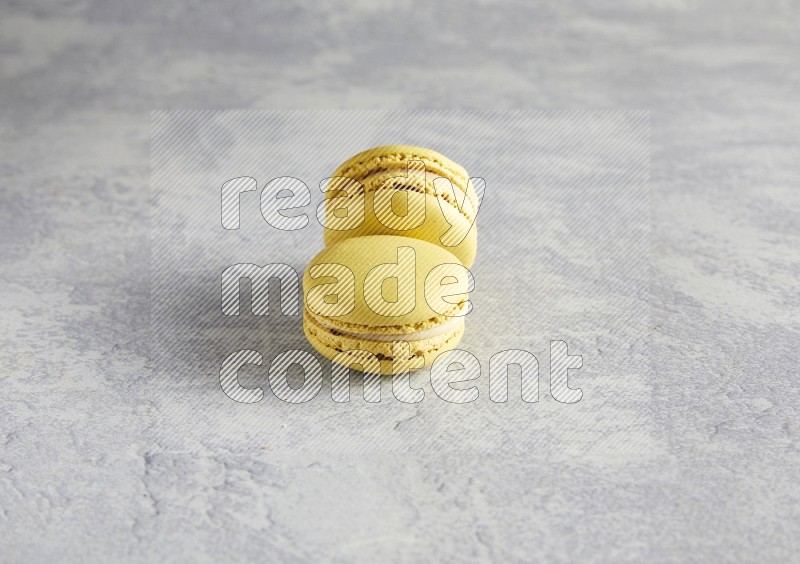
(353, 167), (476, 222)
(313, 314), (464, 343)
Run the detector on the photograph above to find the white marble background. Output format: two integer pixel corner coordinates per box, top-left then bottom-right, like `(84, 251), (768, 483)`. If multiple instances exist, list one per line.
(1, 1), (799, 562)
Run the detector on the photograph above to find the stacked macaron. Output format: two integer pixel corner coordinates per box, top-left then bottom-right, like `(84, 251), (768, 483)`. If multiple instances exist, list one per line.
(303, 146), (479, 375)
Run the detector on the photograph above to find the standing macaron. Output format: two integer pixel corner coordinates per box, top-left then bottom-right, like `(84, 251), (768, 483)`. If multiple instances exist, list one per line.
(321, 145), (480, 268)
(303, 235), (472, 375)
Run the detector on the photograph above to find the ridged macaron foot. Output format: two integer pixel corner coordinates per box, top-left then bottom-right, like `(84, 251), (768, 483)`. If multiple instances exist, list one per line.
(321, 145), (480, 267)
(303, 235), (472, 375)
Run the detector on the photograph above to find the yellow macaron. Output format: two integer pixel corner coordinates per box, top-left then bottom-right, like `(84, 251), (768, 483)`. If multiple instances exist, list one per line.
(303, 235), (472, 375)
(321, 145), (480, 267)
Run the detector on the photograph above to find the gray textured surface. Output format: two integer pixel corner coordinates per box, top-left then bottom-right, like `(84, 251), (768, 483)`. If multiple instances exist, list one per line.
(1, 1), (799, 562)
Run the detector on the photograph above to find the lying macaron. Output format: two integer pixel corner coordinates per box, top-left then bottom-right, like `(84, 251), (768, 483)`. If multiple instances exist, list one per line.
(321, 145), (480, 268)
(303, 235), (472, 375)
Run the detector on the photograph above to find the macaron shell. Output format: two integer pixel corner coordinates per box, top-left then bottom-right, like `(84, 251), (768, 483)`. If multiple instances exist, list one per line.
(332, 145), (470, 193)
(304, 235), (471, 328)
(323, 190), (478, 268)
